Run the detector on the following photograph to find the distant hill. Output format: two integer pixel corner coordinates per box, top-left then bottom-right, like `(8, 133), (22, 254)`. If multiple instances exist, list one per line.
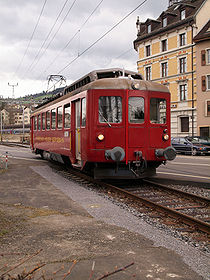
(15, 87), (65, 103)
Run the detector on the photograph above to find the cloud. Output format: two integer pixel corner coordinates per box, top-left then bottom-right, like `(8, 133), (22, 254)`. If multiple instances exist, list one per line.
(0, 0), (168, 97)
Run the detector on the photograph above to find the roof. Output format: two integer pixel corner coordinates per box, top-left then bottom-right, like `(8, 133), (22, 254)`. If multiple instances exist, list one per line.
(134, 0), (205, 48)
(193, 20), (210, 42)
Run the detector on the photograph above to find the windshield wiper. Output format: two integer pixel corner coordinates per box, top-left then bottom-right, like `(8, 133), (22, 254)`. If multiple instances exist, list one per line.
(99, 111), (112, 127)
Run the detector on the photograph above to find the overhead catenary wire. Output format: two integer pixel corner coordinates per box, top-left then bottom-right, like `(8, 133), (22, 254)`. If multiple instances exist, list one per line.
(23, 0), (71, 78)
(38, 0), (104, 80)
(57, 0), (148, 74)
(30, 0), (78, 74)
(14, 0), (48, 77)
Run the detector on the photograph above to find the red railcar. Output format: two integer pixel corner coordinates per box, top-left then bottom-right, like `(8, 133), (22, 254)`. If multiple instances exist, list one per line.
(31, 68), (176, 179)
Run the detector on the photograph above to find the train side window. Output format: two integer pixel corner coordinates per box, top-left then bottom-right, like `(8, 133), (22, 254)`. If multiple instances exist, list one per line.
(46, 111), (50, 130)
(57, 106), (63, 129)
(64, 103), (71, 128)
(51, 109), (56, 129)
(129, 97), (144, 123)
(34, 116), (37, 130)
(81, 98), (86, 127)
(42, 113), (45, 130)
(38, 114), (41, 130)
(150, 98), (166, 124)
(99, 96), (122, 123)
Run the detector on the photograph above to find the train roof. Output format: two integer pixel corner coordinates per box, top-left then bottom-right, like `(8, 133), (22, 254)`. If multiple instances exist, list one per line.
(33, 68), (169, 113)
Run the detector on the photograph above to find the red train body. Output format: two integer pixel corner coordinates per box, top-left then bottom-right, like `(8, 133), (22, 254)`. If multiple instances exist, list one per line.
(31, 68), (176, 179)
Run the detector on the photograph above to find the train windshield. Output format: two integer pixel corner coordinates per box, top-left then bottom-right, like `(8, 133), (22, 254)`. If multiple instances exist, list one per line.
(150, 98), (166, 124)
(99, 96), (122, 123)
(129, 97), (144, 123)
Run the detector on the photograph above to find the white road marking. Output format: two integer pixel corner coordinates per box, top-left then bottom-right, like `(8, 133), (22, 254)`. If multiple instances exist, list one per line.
(168, 162), (210, 167)
(157, 171), (210, 180)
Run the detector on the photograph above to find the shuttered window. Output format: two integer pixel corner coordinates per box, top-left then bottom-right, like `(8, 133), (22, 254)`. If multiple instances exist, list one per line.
(201, 76), (206, 91)
(180, 117), (189, 132)
(207, 101), (210, 116)
(201, 50), (206, 66)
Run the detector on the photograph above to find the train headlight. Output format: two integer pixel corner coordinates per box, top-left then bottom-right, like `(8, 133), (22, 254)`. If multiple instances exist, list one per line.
(97, 134), (104, 141)
(163, 134), (169, 141)
(132, 82), (140, 90)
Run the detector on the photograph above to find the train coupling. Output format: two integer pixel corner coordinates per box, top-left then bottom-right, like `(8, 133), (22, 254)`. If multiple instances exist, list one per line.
(105, 146), (125, 162)
(155, 146), (176, 161)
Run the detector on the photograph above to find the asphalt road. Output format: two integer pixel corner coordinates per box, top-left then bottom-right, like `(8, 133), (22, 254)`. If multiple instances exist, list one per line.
(1, 144), (210, 185)
(157, 154), (210, 185)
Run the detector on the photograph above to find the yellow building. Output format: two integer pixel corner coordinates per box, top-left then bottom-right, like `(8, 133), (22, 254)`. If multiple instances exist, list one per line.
(134, 0), (210, 137)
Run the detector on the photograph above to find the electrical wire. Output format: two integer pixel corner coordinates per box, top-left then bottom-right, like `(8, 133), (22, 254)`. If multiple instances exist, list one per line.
(30, 0), (78, 73)
(38, 0), (104, 80)
(14, 0), (48, 76)
(57, 0), (148, 74)
(23, 0), (70, 78)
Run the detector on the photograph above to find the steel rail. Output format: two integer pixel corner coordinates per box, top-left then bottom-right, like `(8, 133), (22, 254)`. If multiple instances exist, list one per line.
(143, 179), (210, 204)
(68, 169), (210, 235)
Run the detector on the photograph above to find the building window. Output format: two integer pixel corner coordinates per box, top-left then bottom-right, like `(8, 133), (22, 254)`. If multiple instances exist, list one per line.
(207, 75), (210, 90)
(207, 101), (210, 116)
(180, 117), (189, 132)
(147, 24), (151, 33)
(180, 84), (187, 101)
(161, 62), (168, 77)
(180, 57), (186, 73)
(146, 45), (151, 57)
(161, 39), (167, 52)
(180, 33), (186, 46)
(163, 17), (167, 27)
(145, 66), (151, 80)
(180, 9), (186, 20)
(207, 49), (210, 64)
(200, 127), (209, 137)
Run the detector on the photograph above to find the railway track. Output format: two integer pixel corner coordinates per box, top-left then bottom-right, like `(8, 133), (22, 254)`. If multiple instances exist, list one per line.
(51, 164), (210, 247)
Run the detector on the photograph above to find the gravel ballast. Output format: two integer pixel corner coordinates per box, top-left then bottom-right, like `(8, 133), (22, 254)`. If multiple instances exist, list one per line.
(31, 165), (210, 280)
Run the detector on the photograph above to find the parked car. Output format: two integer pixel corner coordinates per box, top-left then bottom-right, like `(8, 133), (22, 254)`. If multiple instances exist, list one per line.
(171, 137), (210, 156)
(185, 136), (210, 146)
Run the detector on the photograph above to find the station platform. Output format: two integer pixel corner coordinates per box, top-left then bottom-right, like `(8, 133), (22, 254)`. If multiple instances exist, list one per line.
(0, 154), (208, 279)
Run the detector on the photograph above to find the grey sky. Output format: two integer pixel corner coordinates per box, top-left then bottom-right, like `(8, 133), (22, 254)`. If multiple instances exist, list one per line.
(0, 0), (168, 97)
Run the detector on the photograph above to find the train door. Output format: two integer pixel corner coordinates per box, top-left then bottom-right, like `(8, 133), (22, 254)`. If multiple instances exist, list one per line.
(127, 90), (147, 160)
(75, 100), (81, 161)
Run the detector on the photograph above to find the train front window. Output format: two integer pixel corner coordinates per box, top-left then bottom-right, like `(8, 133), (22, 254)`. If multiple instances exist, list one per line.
(129, 97), (144, 123)
(99, 96), (122, 123)
(150, 98), (166, 124)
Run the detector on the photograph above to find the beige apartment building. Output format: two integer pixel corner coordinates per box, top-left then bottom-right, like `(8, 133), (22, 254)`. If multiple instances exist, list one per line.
(194, 20), (210, 137)
(134, 0), (210, 137)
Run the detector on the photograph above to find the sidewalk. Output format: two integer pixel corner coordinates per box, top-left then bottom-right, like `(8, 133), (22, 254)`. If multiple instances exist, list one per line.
(0, 156), (206, 279)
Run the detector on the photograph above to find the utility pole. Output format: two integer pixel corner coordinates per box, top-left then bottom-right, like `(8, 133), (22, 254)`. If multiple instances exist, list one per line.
(8, 82), (18, 99)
